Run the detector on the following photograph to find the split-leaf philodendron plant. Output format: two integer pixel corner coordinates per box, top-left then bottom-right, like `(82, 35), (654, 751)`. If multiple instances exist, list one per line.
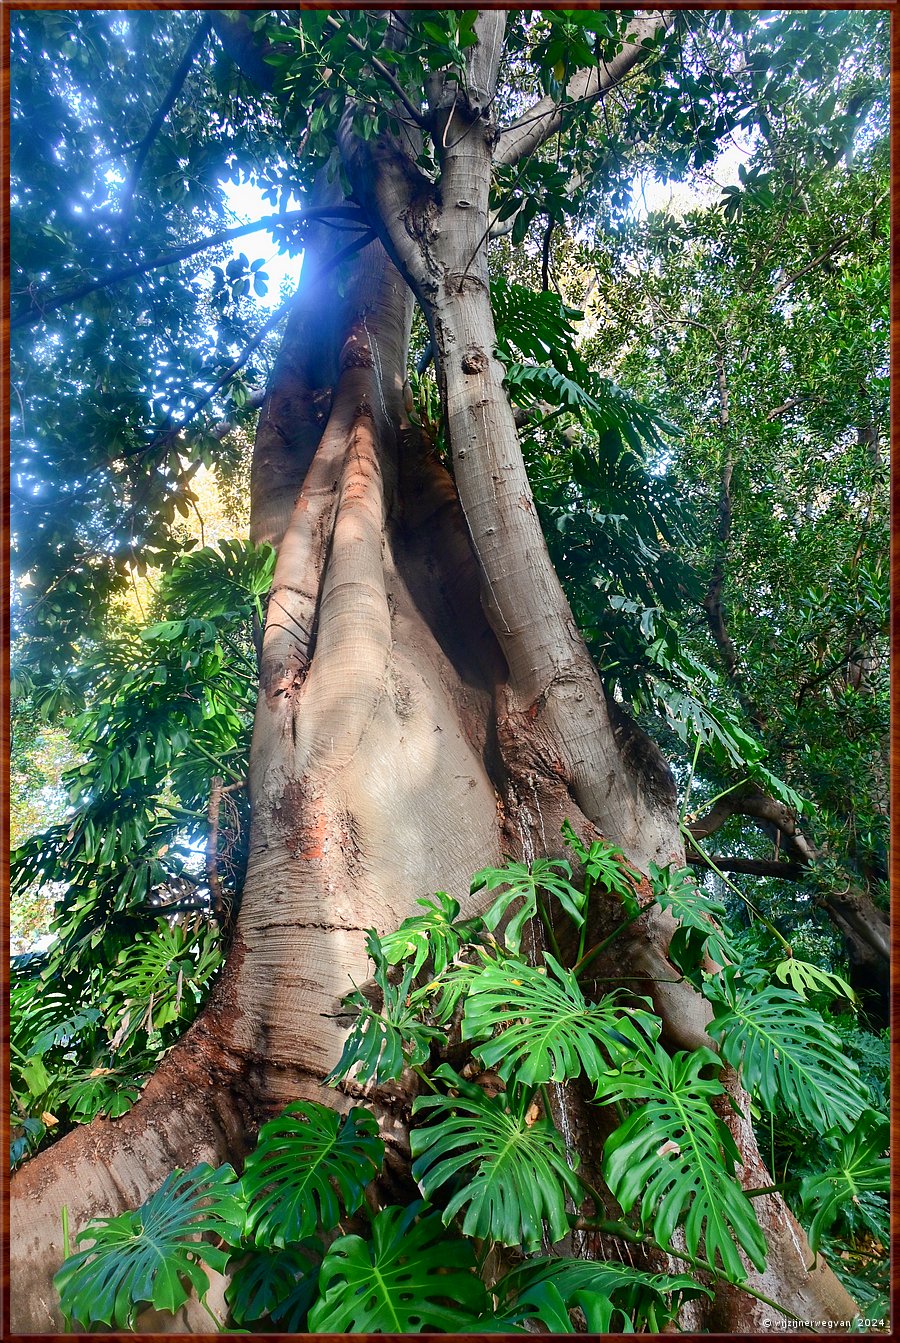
(53, 834), (885, 1333)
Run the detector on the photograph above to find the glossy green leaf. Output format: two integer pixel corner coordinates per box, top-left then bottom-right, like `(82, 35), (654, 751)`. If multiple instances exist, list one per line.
(308, 1202), (489, 1332)
(242, 1101), (383, 1247)
(411, 1065), (580, 1248)
(53, 1164), (244, 1329)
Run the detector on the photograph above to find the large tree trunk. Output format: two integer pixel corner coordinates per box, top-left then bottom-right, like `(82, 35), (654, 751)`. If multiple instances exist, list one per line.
(11, 167), (858, 1342)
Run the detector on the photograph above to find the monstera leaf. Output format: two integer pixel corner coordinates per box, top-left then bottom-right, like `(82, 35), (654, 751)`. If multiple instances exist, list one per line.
(462, 953), (658, 1086)
(307, 1202), (489, 1332)
(773, 957), (856, 1004)
(411, 1065), (581, 1248)
(649, 862), (736, 971)
(226, 1241), (323, 1329)
(471, 857), (584, 951)
(104, 919), (221, 1044)
(561, 819), (639, 906)
(380, 891), (482, 977)
(159, 538), (275, 622)
(327, 932), (442, 1085)
(597, 1043), (767, 1281)
(705, 974), (868, 1132)
(241, 1101), (384, 1247)
(800, 1110), (889, 1255)
(496, 1256), (712, 1333)
(54, 1164), (244, 1329)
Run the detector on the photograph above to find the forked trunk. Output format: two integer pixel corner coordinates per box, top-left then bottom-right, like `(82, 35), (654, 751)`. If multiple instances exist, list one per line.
(11, 210), (858, 1332)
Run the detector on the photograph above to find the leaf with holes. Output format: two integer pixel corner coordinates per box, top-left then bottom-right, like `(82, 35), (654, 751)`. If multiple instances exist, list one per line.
(53, 1164), (244, 1329)
(799, 1110), (889, 1254)
(226, 1241), (323, 1329)
(307, 1202), (489, 1332)
(597, 1043), (767, 1281)
(496, 1256), (711, 1333)
(411, 1065), (581, 1249)
(705, 973), (868, 1132)
(561, 820), (639, 908)
(242, 1101), (383, 1247)
(471, 858), (584, 950)
(649, 862), (736, 971)
(327, 932), (443, 1085)
(462, 952), (658, 1086)
(380, 890), (482, 977)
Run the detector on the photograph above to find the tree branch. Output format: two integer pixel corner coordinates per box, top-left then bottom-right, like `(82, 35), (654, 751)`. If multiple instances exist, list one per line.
(11, 207), (364, 329)
(494, 12), (668, 167)
(771, 232), (853, 298)
(686, 852), (806, 881)
(325, 14), (427, 129)
(118, 16), (213, 241)
(765, 395), (803, 421)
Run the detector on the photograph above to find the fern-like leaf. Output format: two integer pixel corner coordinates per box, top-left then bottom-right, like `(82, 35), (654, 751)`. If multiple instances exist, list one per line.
(241, 1101), (383, 1247)
(597, 1043), (767, 1280)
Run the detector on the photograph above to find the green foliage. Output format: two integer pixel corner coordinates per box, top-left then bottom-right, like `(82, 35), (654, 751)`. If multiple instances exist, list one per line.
(242, 1102), (383, 1248)
(561, 818), (638, 907)
(799, 1110), (888, 1255)
(18, 7), (889, 1329)
(226, 1241), (323, 1330)
(471, 857), (584, 951)
(496, 1257), (711, 1333)
(411, 1065), (581, 1249)
(705, 972), (869, 1132)
(105, 920), (221, 1047)
(462, 953), (657, 1086)
(649, 862), (736, 974)
(773, 957), (856, 1004)
(598, 1043), (768, 1280)
(307, 1203), (489, 1333)
(50, 840), (889, 1331)
(379, 891), (482, 977)
(54, 1164), (244, 1329)
(11, 540), (266, 977)
(327, 932), (443, 1087)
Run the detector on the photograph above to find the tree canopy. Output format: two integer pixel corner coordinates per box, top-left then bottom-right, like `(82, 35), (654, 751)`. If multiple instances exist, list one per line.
(9, 7), (889, 1335)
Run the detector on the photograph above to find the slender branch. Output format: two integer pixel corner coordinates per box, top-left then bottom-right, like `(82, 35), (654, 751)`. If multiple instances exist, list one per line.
(685, 853), (806, 881)
(118, 16), (213, 240)
(772, 232), (853, 298)
(765, 394), (803, 421)
(494, 12), (668, 167)
(11, 206), (364, 330)
(324, 14), (427, 128)
(206, 775), (225, 921)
